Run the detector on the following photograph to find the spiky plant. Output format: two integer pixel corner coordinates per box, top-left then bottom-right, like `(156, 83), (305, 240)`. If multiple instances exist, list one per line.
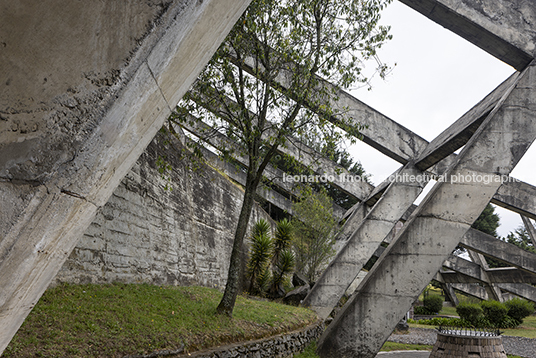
(272, 219), (293, 266)
(247, 219), (273, 295)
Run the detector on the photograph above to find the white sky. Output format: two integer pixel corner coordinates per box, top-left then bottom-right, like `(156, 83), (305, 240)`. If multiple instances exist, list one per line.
(347, 0), (536, 237)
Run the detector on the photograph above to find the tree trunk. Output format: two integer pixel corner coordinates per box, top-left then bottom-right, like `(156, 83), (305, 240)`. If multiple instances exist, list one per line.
(216, 176), (258, 316)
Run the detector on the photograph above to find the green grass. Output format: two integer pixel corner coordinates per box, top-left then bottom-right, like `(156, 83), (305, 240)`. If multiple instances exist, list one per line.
(2, 283), (317, 358)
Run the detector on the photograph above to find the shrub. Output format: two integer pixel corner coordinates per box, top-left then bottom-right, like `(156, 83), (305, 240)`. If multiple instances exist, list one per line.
(247, 219), (273, 295)
(456, 302), (483, 326)
(414, 306), (431, 315)
(481, 300), (508, 327)
(423, 295), (444, 314)
(505, 298), (535, 325)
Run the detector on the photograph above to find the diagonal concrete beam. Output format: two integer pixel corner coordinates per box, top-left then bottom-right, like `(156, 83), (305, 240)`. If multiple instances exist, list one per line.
(398, 0), (536, 71)
(302, 162), (428, 319)
(493, 180), (536, 220)
(316, 60), (536, 358)
(460, 228), (536, 276)
(467, 250), (503, 302)
(0, 0), (252, 354)
(498, 283), (536, 304)
(443, 255), (536, 284)
(451, 283), (489, 301)
(233, 47), (536, 221)
(415, 72), (520, 170)
(521, 215), (536, 247)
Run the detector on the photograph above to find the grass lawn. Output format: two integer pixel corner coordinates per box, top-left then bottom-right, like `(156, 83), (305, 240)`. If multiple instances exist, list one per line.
(2, 283), (317, 358)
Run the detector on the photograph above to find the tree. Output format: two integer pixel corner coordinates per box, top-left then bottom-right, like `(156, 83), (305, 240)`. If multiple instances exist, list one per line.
(472, 203), (500, 237)
(505, 226), (535, 253)
(173, 0), (392, 316)
(292, 188), (339, 283)
(468, 203), (504, 268)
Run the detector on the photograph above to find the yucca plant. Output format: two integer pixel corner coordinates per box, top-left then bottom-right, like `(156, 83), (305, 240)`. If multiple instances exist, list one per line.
(247, 219), (273, 295)
(272, 219), (293, 266)
(268, 220), (295, 297)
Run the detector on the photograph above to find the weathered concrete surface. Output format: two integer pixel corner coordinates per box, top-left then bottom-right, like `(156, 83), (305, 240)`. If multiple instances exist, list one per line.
(0, 0), (251, 353)
(451, 283), (489, 301)
(55, 133), (272, 288)
(521, 216), (536, 246)
(415, 72), (520, 171)
(460, 228), (536, 275)
(468, 250), (503, 302)
(303, 163), (428, 319)
(493, 180), (536, 220)
(442, 256), (536, 284)
(316, 61), (536, 358)
(398, 0), (536, 71)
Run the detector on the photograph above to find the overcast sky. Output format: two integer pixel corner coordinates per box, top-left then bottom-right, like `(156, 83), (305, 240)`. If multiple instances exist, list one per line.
(346, 0), (536, 237)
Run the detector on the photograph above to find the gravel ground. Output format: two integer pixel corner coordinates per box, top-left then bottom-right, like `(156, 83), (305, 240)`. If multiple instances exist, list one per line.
(388, 327), (536, 358)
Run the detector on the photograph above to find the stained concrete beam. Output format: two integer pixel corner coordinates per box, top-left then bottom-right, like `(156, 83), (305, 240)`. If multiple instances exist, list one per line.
(498, 283), (536, 304)
(493, 180), (536, 220)
(443, 255), (536, 284)
(521, 216), (536, 246)
(451, 283), (489, 301)
(460, 228), (536, 276)
(302, 163), (428, 319)
(0, 0), (252, 353)
(316, 60), (536, 358)
(190, 140), (348, 219)
(180, 116), (368, 211)
(415, 72), (520, 170)
(398, 0), (536, 71)
(231, 50), (428, 164)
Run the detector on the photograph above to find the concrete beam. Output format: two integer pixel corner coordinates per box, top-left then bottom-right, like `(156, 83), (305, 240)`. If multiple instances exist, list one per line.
(498, 283), (536, 304)
(467, 250), (503, 302)
(398, 0), (536, 71)
(233, 46), (536, 221)
(303, 163), (428, 319)
(316, 60), (536, 358)
(0, 0), (251, 353)
(493, 180), (536, 220)
(451, 283), (489, 301)
(443, 255), (536, 284)
(415, 72), (520, 171)
(460, 228), (536, 276)
(521, 215), (536, 247)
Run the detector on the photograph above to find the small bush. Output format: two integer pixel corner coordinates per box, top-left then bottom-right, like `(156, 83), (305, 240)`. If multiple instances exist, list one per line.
(456, 302), (483, 326)
(481, 300), (508, 327)
(505, 298), (535, 325)
(414, 306), (431, 315)
(423, 295), (444, 314)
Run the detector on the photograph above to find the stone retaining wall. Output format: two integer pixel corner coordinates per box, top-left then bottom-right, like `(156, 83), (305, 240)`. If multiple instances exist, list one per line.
(53, 133), (272, 289)
(179, 321), (324, 358)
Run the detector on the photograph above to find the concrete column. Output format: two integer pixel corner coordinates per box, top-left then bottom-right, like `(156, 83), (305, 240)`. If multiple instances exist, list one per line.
(316, 61), (536, 358)
(302, 162), (428, 319)
(468, 251), (504, 302)
(521, 215), (536, 247)
(0, 0), (251, 354)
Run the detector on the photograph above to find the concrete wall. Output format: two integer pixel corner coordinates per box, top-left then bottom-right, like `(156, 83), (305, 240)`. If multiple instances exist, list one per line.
(54, 133), (272, 289)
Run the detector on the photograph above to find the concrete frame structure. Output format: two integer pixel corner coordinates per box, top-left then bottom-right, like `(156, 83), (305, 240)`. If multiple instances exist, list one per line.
(183, 1), (536, 357)
(2, 0), (536, 357)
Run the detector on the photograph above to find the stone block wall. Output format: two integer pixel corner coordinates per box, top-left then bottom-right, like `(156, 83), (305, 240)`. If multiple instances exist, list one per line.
(53, 133), (272, 288)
